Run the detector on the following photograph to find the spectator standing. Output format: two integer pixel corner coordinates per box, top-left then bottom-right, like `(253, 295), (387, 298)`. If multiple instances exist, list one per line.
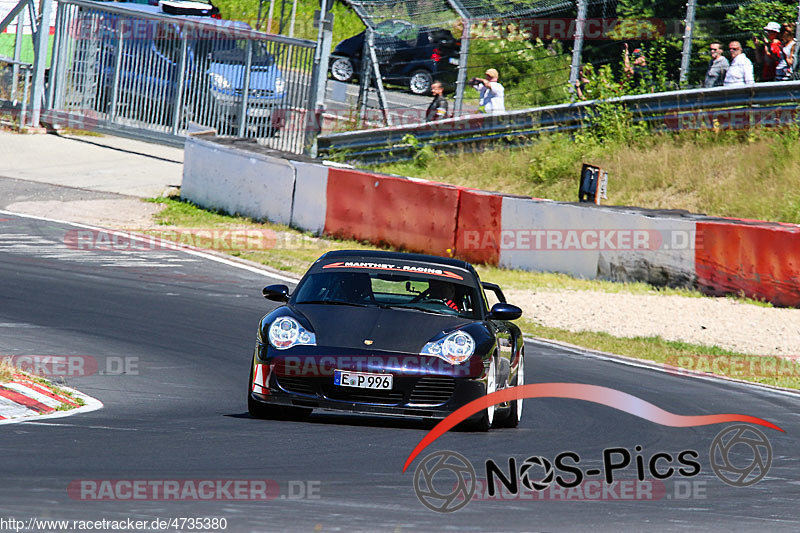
(775, 23), (797, 81)
(623, 44), (654, 91)
(724, 41), (755, 85)
(473, 68), (505, 114)
(425, 81), (449, 122)
(704, 42), (729, 87)
(754, 22), (781, 81)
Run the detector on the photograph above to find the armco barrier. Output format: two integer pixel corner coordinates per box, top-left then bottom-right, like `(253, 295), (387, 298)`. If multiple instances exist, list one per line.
(290, 161), (329, 235)
(499, 199), (698, 287)
(182, 137), (295, 226)
(181, 137), (800, 307)
(324, 168), (460, 257)
(696, 220), (800, 307)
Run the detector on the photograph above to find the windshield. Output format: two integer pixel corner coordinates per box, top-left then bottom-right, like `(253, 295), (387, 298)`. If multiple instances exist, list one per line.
(293, 271), (482, 319)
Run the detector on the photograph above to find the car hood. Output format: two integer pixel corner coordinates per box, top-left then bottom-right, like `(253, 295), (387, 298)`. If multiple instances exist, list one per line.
(207, 62), (282, 93)
(293, 304), (474, 354)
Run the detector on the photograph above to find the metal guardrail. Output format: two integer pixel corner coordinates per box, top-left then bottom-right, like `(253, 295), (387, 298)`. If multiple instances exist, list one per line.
(318, 81), (800, 163)
(42, 0), (317, 154)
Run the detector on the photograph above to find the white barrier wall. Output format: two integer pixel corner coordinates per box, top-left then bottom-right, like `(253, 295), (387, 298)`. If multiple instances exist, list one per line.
(500, 198), (697, 286)
(289, 161), (329, 235)
(182, 137), (296, 226)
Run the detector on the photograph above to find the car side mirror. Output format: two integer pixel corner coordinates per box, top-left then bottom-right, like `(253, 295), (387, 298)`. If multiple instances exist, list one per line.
(262, 284), (290, 303)
(489, 303), (522, 321)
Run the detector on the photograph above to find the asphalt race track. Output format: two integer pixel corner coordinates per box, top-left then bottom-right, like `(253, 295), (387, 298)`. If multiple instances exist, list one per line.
(1, 211), (799, 532)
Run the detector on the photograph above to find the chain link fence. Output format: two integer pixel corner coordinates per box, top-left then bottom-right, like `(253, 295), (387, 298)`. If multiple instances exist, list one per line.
(335, 0), (800, 126)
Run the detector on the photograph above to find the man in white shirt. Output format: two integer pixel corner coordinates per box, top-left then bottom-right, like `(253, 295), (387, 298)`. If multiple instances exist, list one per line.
(724, 41), (755, 85)
(474, 68), (506, 114)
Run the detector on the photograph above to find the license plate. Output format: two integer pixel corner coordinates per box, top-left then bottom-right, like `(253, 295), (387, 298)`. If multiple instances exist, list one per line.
(247, 108), (271, 117)
(333, 369), (393, 390)
(448, 57), (460, 65)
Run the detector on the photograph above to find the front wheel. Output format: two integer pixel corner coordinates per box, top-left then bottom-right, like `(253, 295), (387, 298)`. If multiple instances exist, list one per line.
(247, 361), (311, 420)
(467, 357), (496, 432)
(496, 348), (524, 428)
(409, 69), (433, 95)
(330, 57), (355, 82)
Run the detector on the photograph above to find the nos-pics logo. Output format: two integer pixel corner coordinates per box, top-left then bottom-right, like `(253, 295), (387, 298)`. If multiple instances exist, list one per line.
(412, 424), (773, 513)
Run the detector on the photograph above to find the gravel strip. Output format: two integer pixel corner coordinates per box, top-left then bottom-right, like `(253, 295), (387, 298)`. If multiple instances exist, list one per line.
(508, 289), (800, 356)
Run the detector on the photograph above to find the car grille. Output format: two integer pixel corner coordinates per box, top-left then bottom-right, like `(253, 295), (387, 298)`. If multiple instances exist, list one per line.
(408, 376), (456, 406)
(234, 88), (276, 98)
(276, 376), (317, 396)
(321, 385), (405, 405)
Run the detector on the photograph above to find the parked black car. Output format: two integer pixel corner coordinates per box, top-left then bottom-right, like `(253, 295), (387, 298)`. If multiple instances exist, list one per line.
(329, 20), (460, 95)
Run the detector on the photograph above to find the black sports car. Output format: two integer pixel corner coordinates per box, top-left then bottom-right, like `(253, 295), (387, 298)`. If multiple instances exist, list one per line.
(248, 250), (524, 430)
(328, 20), (460, 95)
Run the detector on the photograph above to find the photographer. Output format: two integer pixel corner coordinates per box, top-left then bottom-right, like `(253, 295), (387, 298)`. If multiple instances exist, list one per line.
(754, 22), (782, 81)
(470, 68), (505, 114)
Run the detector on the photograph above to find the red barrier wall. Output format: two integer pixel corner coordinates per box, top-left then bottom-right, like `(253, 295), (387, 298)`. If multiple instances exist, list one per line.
(324, 168), (460, 256)
(454, 189), (502, 265)
(695, 221), (800, 307)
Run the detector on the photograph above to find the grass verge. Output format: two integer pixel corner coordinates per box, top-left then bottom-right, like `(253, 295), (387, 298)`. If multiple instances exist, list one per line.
(145, 196), (795, 389)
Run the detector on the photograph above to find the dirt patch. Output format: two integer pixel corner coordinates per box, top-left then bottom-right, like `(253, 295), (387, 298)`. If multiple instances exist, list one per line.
(5, 199), (166, 229)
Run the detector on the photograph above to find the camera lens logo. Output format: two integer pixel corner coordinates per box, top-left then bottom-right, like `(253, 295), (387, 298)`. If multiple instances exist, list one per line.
(710, 425), (772, 487)
(413, 450), (476, 513)
(519, 456), (554, 491)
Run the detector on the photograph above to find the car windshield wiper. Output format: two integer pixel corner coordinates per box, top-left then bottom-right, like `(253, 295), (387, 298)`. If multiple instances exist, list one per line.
(378, 303), (451, 316)
(296, 300), (371, 308)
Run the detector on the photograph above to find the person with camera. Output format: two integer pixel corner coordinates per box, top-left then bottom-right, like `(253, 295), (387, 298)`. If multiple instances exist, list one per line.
(724, 41), (754, 85)
(471, 68), (505, 114)
(775, 23), (797, 81)
(754, 22), (782, 81)
(425, 81), (449, 122)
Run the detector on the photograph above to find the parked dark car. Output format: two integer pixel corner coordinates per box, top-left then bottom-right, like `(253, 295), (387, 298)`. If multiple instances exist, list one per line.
(329, 20), (460, 95)
(248, 250), (525, 431)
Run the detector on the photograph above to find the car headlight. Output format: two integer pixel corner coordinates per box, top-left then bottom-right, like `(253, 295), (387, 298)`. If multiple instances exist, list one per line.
(268, 316), (316, 350)
(274, 77), (285, 94)
(421, 331), (475, 364)
(209, 72), (231, 90)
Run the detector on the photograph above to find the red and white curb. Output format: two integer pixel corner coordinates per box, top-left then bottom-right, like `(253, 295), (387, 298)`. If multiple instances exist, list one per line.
(0, 373), (103, 425)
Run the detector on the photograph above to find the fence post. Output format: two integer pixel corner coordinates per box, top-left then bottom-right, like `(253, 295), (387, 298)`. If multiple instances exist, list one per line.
(453, 20), (470, 116)
(108, 20), (125, 121)
(11, 7), (25, 101)
(30, 0), (54, 127)
(171, 38), (188, 135)
(679, 0), (697, 86)
(569, 0), (587, 93)
(236, 39), (253, 137)
(304, 0), (334, 157)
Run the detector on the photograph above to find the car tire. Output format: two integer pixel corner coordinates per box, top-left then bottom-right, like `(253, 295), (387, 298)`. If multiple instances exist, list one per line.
(495, 348), (524, 428)
(247, 361), (311, 421)
(409, 69), (433, 95)
(467, 357), (497, 432)
(330, 57), (355, 82)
